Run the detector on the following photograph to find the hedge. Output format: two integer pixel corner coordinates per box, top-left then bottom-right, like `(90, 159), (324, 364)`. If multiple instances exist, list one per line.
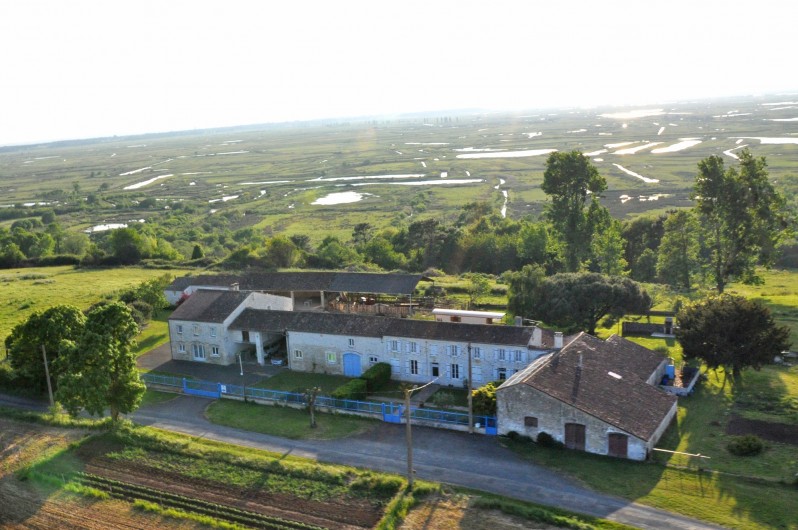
(331, 378), (368, 401)
(360, 363), (392, 392)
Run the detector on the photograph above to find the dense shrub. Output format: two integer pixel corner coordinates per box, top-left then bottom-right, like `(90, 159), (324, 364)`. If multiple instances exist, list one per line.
(537, 432), (564, 449)
(360, 362), (392, 392)
(331, 378), (368, 401)
(727, 434), (764, 456)
(472, 382), (498, 416)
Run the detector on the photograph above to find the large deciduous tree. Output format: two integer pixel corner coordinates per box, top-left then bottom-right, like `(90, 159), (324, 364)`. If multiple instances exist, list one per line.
(657, 210), (700, 290)
(676, 295), (790, 383)
(56, 302), (145, 421)
(4, 305), (86, 393)
(542, 151), (608, 272)
(509, 272), (650, 335)
(693, 150), (788, 293)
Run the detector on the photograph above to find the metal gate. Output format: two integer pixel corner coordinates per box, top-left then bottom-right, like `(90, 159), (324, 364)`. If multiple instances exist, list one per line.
(342, 352), (362, 377)
(183, 378), (221, 398)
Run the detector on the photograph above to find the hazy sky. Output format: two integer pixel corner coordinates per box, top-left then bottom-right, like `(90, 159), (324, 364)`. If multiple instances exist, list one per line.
(1, 0), (795, 146)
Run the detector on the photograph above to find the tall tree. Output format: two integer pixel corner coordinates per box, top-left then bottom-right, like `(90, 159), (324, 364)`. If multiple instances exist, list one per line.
(510, 272), (650, 335)
(693, 150), (788, 292)
(542, 151), (608, 272)
(506, 264), (546, 319)
(676, 295), (790, 383)
(657, 210), (700, 290)
(590, 218), (627, 276)
(4, 305), (86, 393)
(56, 302), (145, 421)
(463, 272), (491, 309)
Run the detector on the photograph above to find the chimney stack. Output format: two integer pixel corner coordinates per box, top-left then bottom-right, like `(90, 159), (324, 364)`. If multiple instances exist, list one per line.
(514, 316), (523, 327)
(554, 332), (563, 349)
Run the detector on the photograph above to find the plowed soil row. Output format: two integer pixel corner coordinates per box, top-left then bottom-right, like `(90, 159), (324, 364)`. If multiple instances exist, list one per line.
(78, 448), (381, 530)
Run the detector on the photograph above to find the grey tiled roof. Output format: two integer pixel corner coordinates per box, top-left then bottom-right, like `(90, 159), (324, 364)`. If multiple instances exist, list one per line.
(168, 289), (249, 323)
(166, 272), (425, 295)
(500, 333), (676, 441)
(229, 309), (540, 347)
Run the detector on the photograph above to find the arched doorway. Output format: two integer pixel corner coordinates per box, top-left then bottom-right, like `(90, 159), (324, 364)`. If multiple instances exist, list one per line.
(342, 352), (362, 377)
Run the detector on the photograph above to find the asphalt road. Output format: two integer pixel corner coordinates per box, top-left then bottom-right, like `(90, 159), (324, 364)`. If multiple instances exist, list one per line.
(130, 394), (725, 530)
(0, 391), (725, 530)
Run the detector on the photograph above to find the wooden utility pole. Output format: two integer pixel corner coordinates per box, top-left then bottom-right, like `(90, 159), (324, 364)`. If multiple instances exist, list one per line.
(404, 385), (414, 488)
(467, 343), (473, 434)
(41, 345), (54, 407)
(307, 386), (321, 428)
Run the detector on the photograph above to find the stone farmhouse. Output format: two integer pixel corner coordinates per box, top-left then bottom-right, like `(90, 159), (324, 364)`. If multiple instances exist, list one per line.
(496, 333), (678, 460)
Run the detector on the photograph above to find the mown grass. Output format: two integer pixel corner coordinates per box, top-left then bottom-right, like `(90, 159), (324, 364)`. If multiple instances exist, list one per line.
(253, 371), (352, 395)
(138, 389), (177, 408)
(205, 399), (375, 440)
(0, 265), (191, 358)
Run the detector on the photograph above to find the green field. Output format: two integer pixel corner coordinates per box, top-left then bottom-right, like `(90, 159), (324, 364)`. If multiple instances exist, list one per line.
(0, 266), (191, 351)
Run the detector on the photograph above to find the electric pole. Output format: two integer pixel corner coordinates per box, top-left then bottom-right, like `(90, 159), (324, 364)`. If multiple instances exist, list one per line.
(41, 345), (54, 407)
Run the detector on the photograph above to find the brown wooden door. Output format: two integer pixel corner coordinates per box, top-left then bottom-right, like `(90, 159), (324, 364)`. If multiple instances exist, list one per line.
(564, 423), (586, 450)
(608, 433), (628, 458)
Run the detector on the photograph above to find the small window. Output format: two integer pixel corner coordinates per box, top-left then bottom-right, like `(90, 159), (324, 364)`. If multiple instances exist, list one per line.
(514, 349), (523, 362)
(451, 315), (461, 322)
(524, 416), (538, 427)
(369, 355), (378, 364)
(390, 340), (400, 352)
(497, 367), (507, 380)
(410, 359), (419, 375)
(326, 351), (337, 364)
(210, 327), (217, 338)
(211, 346), (220, 357)
(176, 324), (183, 334)
(242, 330), (250, 342)
(178, 342), (185, 353)
(409, 341), (418, 353)
(497, 349), (506, 361)
(449, 345), (459, 356)
(192, 343), (205, 359)
(294, 349), (303, 359)
(472, 346), (481, 359)
(348, 338), (355, 347)
(451, 363), (461, 379)
(193, 324), (201, 336)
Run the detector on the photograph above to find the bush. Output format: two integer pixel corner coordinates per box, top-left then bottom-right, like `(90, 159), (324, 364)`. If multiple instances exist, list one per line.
(727, 434), (764, 456)
(331, 378), (368, 401)
(360, 362), (392, 392)
(537, 432), (564, 449)
(472, 382), (497, 416)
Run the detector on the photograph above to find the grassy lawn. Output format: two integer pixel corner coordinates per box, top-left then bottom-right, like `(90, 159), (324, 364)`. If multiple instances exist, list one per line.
(254, 371), (352, 395)
(138, 389), (178, 407)
(132, 308), (171, 357)
(428, 387), (469, 408)
(205, 399), (375, 440)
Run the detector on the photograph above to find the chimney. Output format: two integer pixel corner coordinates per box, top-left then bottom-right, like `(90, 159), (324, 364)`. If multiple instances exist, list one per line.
(514, 316), (523, 327)
(578, 354), (583, 369)
(554, 332), (563, 349)
(230, 282), (239, 291)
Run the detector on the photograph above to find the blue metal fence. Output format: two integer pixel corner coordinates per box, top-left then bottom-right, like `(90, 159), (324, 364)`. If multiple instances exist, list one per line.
(140, 373), (498, 434)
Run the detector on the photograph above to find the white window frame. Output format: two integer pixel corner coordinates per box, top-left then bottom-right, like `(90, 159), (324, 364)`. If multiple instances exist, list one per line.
(294, 349), (303, 359)
(177, 342), (185, 353)
(473, 346), (481, 359)
(211, 346), (220, 357)
(451, 363), (461, 379)
(409, 341), (418, 353)
(514, 349), (523, 362)
(210, 326), (217, 338)
(326, 351), (337, 364)
(449, 345), (459, 356)
(369, 355), (378, 364)
(176, 324), (183, 335)
(192, 343), (205, 359)
(497, 348), (506, 361)
(410, 359), (419, 375)
(348, 338), (355, 347)
(193, 324), (201, 336)
(390, 340), (400, 352)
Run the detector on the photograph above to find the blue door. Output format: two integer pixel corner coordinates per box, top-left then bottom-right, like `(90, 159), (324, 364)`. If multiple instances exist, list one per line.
(343, 352), (362, 377)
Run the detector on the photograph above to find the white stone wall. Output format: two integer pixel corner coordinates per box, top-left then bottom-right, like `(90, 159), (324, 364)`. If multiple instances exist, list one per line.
(286, 332), (383, 375)
(497, 383), (651, 461)
(169, 320), (232, 365)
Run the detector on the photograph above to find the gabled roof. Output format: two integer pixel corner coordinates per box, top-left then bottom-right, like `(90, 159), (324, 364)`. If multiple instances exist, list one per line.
(168, 289), (249, 323)
(165, 272), (425, 295)
(229, 308), (544, 347)
(499, 333), (676, 441)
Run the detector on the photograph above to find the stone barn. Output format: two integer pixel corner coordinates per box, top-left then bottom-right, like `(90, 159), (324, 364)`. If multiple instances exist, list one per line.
(496, 333), (677, 460)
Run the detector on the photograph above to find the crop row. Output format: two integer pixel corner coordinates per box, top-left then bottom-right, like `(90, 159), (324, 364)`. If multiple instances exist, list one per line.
(77, 472), (327, 530)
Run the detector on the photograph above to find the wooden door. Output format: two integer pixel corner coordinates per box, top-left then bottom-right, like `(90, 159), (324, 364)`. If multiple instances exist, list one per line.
(564, 423), (586, 451)
(608, 433), (628, 458)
